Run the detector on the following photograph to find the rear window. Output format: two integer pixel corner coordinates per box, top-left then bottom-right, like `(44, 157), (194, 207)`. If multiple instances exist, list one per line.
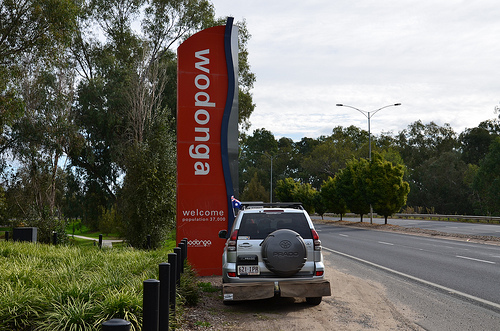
(238, 212), (312, 240)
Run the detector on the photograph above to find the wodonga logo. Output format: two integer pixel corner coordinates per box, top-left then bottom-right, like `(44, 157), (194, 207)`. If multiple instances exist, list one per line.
(188, 239), (212, 248)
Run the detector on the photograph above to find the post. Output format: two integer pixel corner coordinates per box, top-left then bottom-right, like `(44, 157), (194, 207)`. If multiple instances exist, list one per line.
(52, 231), (57, 245)
(99, 234), (103, 248)
(101, 318), (131, 331)
(5, 231), (9, 241)
(147, 235), (151, 250)
(158, 263), (170, 331)
(143, 279), (160, 331)
(182, 238), (188, 258)
(178, 242), (185, 273)
(174, 247), (182, 283)
(168, 253), (177, 313)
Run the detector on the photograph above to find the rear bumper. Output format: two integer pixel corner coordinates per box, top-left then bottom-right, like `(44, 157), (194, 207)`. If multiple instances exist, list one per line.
(222, 279), (331, 302)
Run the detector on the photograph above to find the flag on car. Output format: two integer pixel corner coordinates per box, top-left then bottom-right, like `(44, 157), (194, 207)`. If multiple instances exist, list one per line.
(231, 196), (242, 209)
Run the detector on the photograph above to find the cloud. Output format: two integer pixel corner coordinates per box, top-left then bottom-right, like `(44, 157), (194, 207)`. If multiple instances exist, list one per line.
(212, 0), (500, 140)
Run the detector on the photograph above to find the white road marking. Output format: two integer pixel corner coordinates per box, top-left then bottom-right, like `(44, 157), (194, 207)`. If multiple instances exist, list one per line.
(323, 247), (500, 311)
(378, 241), (394, 246)
(339, 234), (349, 237)
(456, 255), (496, 264)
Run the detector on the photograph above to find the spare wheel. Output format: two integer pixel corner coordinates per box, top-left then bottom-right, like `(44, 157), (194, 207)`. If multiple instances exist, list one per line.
(261, 229), (307, 277)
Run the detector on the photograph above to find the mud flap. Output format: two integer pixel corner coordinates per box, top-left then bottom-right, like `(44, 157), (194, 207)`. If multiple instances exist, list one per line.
(279, 280), (331, 298)
(223, 282), (275, 302)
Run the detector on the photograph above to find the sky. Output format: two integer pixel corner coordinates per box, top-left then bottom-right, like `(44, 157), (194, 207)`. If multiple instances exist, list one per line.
(210, 0), (500, 141)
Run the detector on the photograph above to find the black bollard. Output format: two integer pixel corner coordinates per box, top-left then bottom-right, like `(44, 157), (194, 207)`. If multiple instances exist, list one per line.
(178, 242), (185, 273)
(143, 279), (160, 331)
(158, 263), (170, 331)
(167, 253), (177, 313)
(99, 234), (103, 248)
(147, 235), (151, 250)
(5, 231), (9, 241)
(174, 247), (182, 281)
(101, 318), (131, 331)
(52, 231), (57, 245)
(182, 238), (188, 259)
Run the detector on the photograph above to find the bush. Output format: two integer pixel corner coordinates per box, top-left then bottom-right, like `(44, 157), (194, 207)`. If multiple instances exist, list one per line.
(178, 263), (201, 307)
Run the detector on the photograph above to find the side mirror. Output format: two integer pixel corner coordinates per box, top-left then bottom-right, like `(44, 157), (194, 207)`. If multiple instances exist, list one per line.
(218, 230), (228, 239)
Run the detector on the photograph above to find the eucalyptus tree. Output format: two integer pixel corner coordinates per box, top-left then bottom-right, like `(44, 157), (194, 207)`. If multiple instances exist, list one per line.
(396, 120), (458, 171)
(460, 119), (500, 165)
(301, 126), (369, 189)
(238, 128), (278, 198)
(1, 0), (78, 170)
(473, 137), (500, 216)
(0, 0), (79, 241)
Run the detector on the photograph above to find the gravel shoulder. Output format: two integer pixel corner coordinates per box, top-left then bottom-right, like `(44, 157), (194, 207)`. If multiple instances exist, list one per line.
(179, 220), (500, 330)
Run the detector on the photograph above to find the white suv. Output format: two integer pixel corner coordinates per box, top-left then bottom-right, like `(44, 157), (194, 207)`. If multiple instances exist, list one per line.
(218, 202), (331, 305)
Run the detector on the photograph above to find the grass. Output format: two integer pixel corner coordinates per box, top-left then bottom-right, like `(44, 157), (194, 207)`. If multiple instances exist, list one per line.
(0, 240), (196, 330)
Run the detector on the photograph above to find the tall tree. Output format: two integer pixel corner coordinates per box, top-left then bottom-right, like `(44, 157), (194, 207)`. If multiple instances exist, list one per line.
(301, 126), (369, 188)
(1, 0), (78, 172)
(459, 126), (494, 165)
(7, 54), (76, 242)
(396, 121), (458, 170)
(472, 137), (500, 215)
(120, 116), (176, 248)
(239, 128), (278, 198)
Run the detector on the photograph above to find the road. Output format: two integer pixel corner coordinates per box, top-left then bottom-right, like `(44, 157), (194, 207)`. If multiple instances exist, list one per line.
(316, 223), (500, 330)
(314, 215), (500, 237)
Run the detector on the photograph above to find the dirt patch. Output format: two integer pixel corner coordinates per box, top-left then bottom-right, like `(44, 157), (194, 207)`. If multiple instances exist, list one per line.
(179, 252), (421, 331)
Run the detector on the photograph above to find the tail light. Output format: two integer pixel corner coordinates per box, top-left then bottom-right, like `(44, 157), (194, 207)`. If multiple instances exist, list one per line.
(227, 230), (238, 251)
(311, 229), (322, 251)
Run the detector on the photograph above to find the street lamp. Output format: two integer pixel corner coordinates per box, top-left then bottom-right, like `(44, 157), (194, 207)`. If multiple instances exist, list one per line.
(336, 103), (401, 160)
(336, 102), (401, 223)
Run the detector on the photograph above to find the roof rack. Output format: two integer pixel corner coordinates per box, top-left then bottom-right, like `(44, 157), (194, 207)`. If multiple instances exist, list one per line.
(240, 202), (304, 210)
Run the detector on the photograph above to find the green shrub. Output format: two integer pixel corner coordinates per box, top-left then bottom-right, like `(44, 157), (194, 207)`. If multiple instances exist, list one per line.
(0, 241), (193, 330)
(178, 263), (201, 307)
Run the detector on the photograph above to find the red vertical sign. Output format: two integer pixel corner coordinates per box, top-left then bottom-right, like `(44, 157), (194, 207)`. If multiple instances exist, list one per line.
(177, 20), (238, 276)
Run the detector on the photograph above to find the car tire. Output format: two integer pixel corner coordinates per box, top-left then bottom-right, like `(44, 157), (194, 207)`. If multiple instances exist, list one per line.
(306, 297), (322, 305)
(261, 229), (307, 277)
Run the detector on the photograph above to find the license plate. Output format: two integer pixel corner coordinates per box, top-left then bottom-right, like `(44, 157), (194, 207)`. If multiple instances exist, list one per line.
(238, 265), (260, 276)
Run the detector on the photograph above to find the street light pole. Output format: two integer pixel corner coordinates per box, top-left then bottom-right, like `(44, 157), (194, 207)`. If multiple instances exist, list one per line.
(336, 103), (401, 160)
(262, 153), (281, 203)
(336, 103), (401, 223)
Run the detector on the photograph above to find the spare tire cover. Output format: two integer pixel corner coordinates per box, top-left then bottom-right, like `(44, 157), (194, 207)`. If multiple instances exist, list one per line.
(261, 229), (307, 277)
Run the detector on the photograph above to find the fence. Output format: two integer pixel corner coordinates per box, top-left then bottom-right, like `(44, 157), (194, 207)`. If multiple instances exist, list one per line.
(101, 238), (189, 331)
(393, 213), (500, 223)
(320, 213), (500, 224)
